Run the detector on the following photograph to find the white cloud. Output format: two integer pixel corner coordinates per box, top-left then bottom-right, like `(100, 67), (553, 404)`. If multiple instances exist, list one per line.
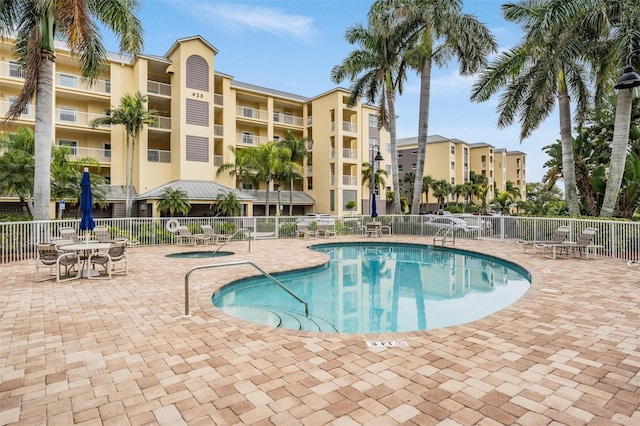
(189, 2), (318, 41)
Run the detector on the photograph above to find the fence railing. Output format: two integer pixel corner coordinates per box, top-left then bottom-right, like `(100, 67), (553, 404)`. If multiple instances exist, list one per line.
(1, 215), (639, 264)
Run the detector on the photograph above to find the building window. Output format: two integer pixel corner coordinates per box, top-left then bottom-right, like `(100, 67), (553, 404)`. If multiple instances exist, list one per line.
(104, 143), (111, 158)
(8, 97), (29, 117)
(386, 143), (391, 154)
(412, 149), (417, 154)
(412, 163), (416, 170)
(451, 161), (455, 170)
(242, 132), (254, 145)
(398, 164), (403, 172)
(386, 165), (391, 175)
(451, 177), (455, 185)
(9, 61), (24, 78)
(59, 73), (77, 88)
(398, 151), (403, 158)
(450, 146), (455, 154)
(58, 139), (77, 155)
(369, 137), (379, 148)
(273, 135), (280, 141)
(368, 114), (378, 128)
(59, 107), (77, 123)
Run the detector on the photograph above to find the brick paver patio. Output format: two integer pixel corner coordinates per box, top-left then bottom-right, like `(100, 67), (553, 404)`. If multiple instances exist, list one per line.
(1, 236), (639, 425)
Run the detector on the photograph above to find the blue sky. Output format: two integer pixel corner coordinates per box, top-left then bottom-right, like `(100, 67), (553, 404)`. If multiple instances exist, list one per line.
(102, 0), (561, 183)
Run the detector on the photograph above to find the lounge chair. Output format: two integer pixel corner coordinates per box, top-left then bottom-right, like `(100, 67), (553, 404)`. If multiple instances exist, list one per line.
(201, 225), (230, 244)
(176, 226), (211, 246)
(628, 260), (639, 268)
(35, 243), (81, 282)
(517, 225), (571, 253)
(317, 223), (337, 238)
(296, 223), (317, 239)
(88, 241), (128, 279)
(537, 227), (599, 259)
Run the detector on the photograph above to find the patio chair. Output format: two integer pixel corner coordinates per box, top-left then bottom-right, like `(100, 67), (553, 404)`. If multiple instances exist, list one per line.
(35, 243), (81, 282)
(88, 241), (128, 280)
(366, 221), (382, 237)
(176, 226), (211, 246)
(317, 223), (337, 238)
(517, 225), (571, 254)
(59, 227), (81, 244)
(94, 225), (113, 243)
(296, 223), (317, 239)
(537, 227), (599, 259)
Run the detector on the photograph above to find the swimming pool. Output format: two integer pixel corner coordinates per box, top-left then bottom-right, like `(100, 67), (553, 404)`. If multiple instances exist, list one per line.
(212, 242), (531, 333)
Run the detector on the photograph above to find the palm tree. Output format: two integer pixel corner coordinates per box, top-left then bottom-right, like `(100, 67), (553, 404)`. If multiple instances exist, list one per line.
(0, 127), (35, 216)
(430, 179), (451, 212)
(331, 16), (414, 215)
(373, 0), (497, 214)
(421, 175), (434, 212)
(249, 142), (291, 217)
(157, 188), (191, 217)
(215, 192), (242, 217)
(91, 92), (156, 218)
(470, 0), (595, 216)
(277, 131), (311, 215)
(216, 146), (255, 190)
(1, 1), (143, 220)
(362, 162), (389, 199)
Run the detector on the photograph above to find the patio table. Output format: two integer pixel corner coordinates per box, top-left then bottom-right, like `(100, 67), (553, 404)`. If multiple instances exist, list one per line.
(59, 242), (112, 278)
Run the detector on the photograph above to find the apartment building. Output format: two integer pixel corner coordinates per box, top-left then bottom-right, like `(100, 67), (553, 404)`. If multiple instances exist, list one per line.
(0, 35), (390, 218)
(397, 135), (527, 212)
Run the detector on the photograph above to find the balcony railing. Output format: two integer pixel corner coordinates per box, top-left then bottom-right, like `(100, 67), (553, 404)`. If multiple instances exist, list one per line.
(63, 147), (112, 162)
(56, 109), (110, 128)
(148, 115), (171, 130)
(236, 133), (268, 145)
(147, 149), (171, 163)
(214, 124), (223, 137)
(56, 72), (110, 94)
(342, 148), (357, 159)
(214, 94), (223, 106)
(307, 116), (312, 126)
(330, 175), (335, 186)
(343, 121), (357, 133)
(0, 61), (25, 80)
(307, 165), (313, 176)
(147, 80), (171, 96)
(273, 112), (303, 127)
(0, 101), (34, 120)
(214, 155), (223, 167)
(343, 175), (357, 186)
(236, 106), (268, 121)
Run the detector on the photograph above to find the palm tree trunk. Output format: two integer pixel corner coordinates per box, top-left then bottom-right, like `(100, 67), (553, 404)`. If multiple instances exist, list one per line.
(601, 89), (633, 217)
(33, 54), (55, 220)
(411, 54), (432, 215)
(289, 178), (294, 216)
(265, 178), (270, 217)
(127, 137), (136, 217)
(124, 135), (131, 218)
(387, 91), (402, 215)
(557, 89), (580, 216)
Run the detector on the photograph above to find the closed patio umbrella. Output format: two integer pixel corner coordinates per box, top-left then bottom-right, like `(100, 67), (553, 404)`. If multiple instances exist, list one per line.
(79, 167), (95, 240)
(371, 192), (378, 218)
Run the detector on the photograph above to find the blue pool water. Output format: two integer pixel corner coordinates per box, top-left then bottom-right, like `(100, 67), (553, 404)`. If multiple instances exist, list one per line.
(212, 243), (531, 333)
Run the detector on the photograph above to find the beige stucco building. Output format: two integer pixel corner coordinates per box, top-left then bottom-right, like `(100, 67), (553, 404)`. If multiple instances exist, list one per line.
(397, 135), (527, 212)
(1, 35), (391, 218)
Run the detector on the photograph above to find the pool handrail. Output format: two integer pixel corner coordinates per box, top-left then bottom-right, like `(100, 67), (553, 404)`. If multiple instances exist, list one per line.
(211, 228), (251, 257)
(183, 260), (309, 319)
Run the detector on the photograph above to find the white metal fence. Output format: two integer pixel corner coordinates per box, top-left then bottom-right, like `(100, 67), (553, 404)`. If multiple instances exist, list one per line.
(1, 215), (639, 264)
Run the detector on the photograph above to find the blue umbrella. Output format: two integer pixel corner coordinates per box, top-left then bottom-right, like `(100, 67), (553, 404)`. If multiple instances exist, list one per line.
(79, 167), (95, 235)
(371, 191), (378, 218)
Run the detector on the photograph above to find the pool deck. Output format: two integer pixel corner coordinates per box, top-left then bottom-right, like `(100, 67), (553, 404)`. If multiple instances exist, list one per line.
(1, 236), (639, 425)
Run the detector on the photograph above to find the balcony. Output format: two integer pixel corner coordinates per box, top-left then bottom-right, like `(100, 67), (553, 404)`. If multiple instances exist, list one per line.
(147, 80), (171, 96)
(56, 108), (110, 129)
(214, 94), (223, 106)
(63, 147), (112, 163)
(147, 149), (171, 163)
(148, 115), (171, 130)
(213, 124), (223, 137)
(236, 106), (268, 121)
(343, 175), (357, 186)
(273, 112), (303, 127)
(342, 148), (358, 160)
(214, 155), (223, 167)
(307, 165), (313, 176)
(236, 133), (268, 146)
(329, 121), (358, 133)
(56, 72), (110, 95)
(0, 100), (34, 120)
(0, 61), (25, 80)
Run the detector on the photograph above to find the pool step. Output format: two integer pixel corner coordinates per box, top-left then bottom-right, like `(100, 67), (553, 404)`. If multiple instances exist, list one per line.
(222, 305), (338, 332)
